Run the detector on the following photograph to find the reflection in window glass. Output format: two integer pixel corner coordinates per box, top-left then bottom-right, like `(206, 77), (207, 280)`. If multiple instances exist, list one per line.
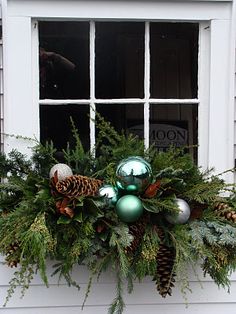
(150, 104), (198, 160)
(40, 105), (90, 153)
(39, 22), (89, 99)
(96, 104), (144, 138)
(150, 23), (198, 99)
(95, 22), (144, 99)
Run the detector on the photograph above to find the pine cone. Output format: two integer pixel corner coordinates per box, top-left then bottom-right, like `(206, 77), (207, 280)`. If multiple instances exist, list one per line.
(5, 242), (20, 268)
(125, 216), (148, 254)
(153, 230), (176, 298)
(215, 202), (236, 223)
(154, 244), (175, 297)
(52, 174), (103, 198)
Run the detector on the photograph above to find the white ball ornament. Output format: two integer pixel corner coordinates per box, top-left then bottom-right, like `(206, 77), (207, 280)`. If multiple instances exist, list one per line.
(49, 163), (73, 181)
(165, 198), (191, 224)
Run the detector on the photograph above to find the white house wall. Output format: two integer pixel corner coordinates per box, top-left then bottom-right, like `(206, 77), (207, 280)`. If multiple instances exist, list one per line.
(1, 257), (236, 314)
(1, 0), (236, 313)
(0, 30), (3, 152)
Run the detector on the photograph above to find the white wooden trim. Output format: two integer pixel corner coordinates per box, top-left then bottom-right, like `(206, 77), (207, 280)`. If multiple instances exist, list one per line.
(39, 99), (199, 105)
(3, 16), (38, 154)
(198, 22), (210, 170)
(90, 21), (96, 153)
(228, 0), (236, 182)
(144, 22), (150, 149)
(208, 19), (232, 178)
(1, 0), (7, 153)
(31, 20), (40, 142)
(7, 1), (231, 21)
(40, 99), (91, 105)
(148, 99), (199, 104)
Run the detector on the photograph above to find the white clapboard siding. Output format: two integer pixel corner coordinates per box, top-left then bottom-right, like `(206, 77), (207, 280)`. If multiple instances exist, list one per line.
(0, 22), (3, 153)
(1, 259), (236, 314)
(234, 27), (236, 179)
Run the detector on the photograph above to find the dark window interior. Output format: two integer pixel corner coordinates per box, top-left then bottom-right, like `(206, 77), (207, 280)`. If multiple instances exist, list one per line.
(95, 22), (144, 99)
(150, 23), (198, 99)
(39, 22), (89, 99)
(40, 105), (90, 153)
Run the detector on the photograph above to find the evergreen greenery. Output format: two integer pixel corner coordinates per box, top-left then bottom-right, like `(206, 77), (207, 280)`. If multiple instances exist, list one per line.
(0, 113), (236, 313)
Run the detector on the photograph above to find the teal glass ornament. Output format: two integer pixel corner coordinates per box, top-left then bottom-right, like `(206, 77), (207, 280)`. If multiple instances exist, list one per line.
(165, 198), (191, 224)
(98, 185), (119, 207)
(116, 195), (143, 223)
(116, 156), (152, 193)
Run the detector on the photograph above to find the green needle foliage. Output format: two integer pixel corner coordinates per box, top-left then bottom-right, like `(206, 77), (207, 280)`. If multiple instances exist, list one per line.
(0, 114), (236, 313)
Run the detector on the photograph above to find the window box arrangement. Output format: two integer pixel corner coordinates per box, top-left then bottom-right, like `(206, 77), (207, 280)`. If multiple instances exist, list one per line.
(0, 114), (236, 314)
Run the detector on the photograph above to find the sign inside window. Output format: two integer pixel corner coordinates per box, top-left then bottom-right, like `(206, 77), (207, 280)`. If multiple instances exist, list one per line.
(129, 122), (188, 150)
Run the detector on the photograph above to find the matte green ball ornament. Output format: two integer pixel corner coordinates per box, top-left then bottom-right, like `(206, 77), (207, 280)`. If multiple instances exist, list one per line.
(165, 198), (191, 224)
(98, 185), (119, 207)
(116, 195), (143, 223)
(116, 156), (153, 193)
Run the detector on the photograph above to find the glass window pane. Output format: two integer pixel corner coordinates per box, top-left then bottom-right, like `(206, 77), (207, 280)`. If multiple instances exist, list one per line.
(150, 104), (198, 160)
(40, 104), (90, 154)
(39, 22), (89, 99)
(95, 22), (144, 99)
(96, 104), (144, 139)
(150, 23), (198, 99)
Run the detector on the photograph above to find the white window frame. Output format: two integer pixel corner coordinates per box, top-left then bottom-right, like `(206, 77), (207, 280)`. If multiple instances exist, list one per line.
(2, 0), (234, 183)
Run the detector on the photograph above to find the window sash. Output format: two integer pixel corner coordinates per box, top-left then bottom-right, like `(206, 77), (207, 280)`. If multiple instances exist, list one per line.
(38, 20), (200, 152)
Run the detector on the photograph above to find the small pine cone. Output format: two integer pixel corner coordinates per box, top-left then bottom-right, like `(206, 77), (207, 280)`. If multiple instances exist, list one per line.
(215, 202), (236, 223)
(54, 175), (103, 198)
(125, 217), (148, 254)
(154, 237), (176, 298)
(6, 242), (20, 268)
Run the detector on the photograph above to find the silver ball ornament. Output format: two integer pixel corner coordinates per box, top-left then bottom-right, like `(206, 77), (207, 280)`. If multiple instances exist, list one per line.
(99, 185), (119, 207)
(49, 163), (73, 181)
(116, 156), (152, 193)
(165, 198), (191, 224)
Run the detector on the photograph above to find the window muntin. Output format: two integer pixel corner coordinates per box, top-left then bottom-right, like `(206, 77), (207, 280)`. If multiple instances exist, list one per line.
(39, 21), (199, 154)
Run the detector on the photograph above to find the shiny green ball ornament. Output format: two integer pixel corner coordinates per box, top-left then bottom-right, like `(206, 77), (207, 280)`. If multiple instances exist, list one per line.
(98, 185), (119, 207)
(116, 195), (143, 223)
(116, 156), (153, 193)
